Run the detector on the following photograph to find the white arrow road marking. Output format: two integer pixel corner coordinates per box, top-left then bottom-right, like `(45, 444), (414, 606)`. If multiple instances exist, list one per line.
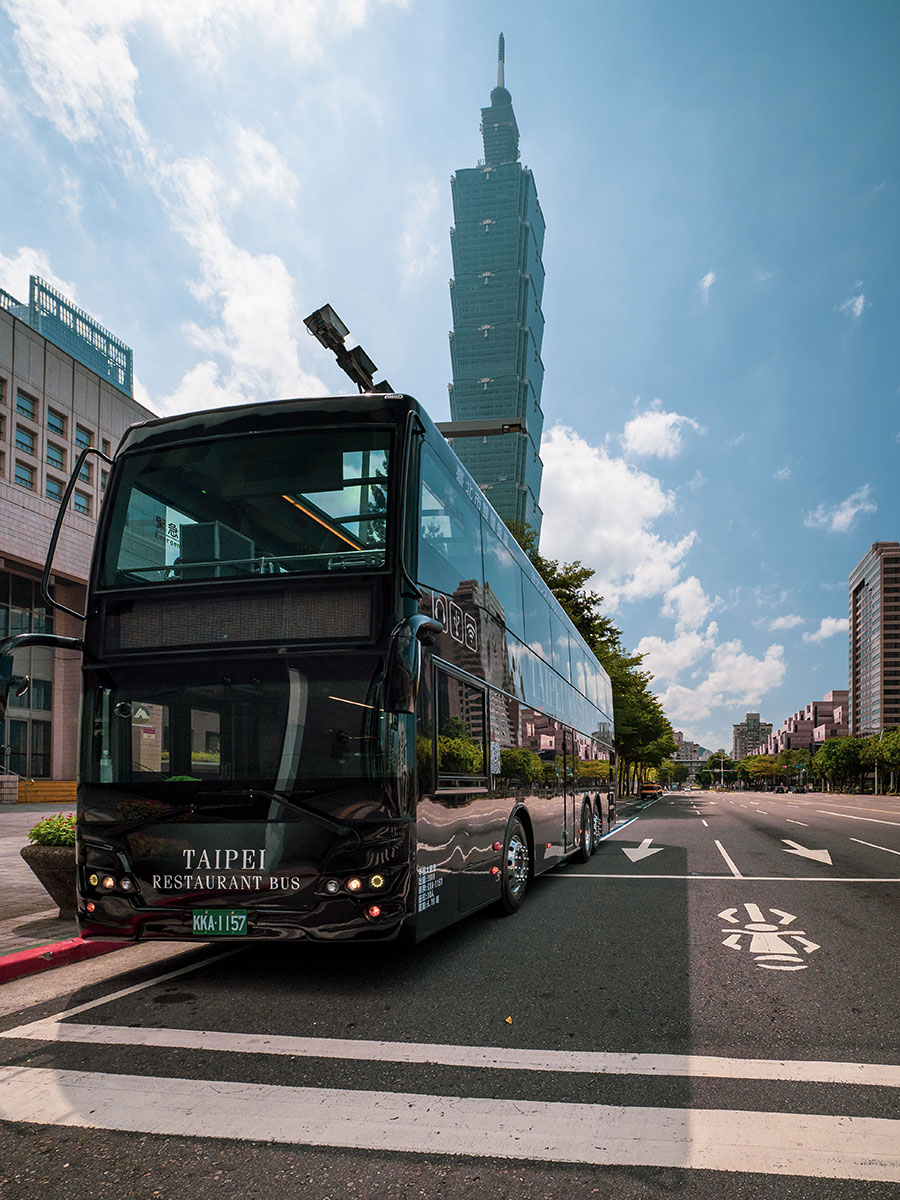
(782, 839), (833, 865)
(2, 1067), (899, 1181)
(623, 837), (665, 862)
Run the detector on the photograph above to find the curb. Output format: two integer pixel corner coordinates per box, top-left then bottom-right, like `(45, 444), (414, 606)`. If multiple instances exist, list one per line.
(0, 936), (127, 985)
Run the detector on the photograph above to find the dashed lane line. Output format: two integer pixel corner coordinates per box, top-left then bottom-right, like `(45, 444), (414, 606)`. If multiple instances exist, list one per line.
(714, 840), (743, 877)
(818, 810), (900, 828)
(786, 819), (809, 826)
(850, 838), (900, 857)
(2, 1066), (898, 1181)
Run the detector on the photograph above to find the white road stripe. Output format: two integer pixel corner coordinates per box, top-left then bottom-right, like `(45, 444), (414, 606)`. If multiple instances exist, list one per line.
(786, 819), (809, 826)
(2, 1067), (898, 1181)
(4, 1023), (898, 1089)
(850, 838), (900, 857)
(715, 840), (743, 877)
(818, 810), (900, 828)
(556, 874), (900, 882)
(701, 819), (709, 827)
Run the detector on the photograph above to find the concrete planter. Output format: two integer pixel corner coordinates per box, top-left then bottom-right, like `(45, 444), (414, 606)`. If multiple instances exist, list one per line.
(20, 844), (77, 919)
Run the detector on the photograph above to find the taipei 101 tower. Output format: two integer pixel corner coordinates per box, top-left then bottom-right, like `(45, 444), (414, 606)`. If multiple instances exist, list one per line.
(448, 34), (546, 538)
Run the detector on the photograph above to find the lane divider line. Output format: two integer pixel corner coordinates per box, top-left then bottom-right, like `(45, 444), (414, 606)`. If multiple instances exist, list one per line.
(715, 840), (743, 877)
(850, 838), (900, 857)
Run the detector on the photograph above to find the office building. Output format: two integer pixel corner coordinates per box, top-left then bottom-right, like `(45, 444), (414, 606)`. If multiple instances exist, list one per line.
(448, 33), (545, 535)
(849, 542), (900, 736)
(732, 712), (772, 761)
(1, 276), (154, 796)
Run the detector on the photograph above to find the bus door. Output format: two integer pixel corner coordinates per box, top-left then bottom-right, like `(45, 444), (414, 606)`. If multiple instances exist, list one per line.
(562, 729), (578, 853)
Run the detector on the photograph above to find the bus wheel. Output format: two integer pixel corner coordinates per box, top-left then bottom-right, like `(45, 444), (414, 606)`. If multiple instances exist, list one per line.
(497, 818), (529, 915)
(591, 802), (602, 854)
(575, 802), (593, 863)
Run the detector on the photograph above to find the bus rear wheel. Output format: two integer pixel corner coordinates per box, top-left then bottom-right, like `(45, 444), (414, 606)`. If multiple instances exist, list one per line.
(497, 818), (529, 915)
(575, 801), (593, 863)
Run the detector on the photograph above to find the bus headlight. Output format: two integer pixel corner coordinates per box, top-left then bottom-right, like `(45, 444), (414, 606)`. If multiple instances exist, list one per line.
(369, 874), (386, 890)
(346, 877), (362, 893)
(100, 875), (117, 890)
(324, 879), (340, 895)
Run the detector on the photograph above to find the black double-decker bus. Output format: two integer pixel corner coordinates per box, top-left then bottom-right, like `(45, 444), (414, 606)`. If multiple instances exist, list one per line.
(0, 394), (615, 943)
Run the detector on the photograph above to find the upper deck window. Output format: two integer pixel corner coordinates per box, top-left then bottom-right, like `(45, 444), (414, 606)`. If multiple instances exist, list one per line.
(101, 428), (390, 587)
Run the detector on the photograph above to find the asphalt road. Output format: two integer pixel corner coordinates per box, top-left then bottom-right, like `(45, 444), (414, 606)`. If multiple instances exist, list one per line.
(1, 788), (898, 1199)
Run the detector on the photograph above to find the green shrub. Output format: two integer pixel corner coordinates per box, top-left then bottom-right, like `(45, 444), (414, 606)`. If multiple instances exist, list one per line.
(27, 811), (76, 847)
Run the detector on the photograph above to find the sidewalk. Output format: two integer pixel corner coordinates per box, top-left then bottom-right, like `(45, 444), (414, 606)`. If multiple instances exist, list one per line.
(0, 802), (126, 983)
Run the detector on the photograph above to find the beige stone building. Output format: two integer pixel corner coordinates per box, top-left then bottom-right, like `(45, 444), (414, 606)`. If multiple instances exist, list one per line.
(1, 277), (154, 793)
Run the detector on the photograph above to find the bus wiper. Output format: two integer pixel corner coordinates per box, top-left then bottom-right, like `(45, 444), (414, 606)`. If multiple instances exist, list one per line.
(221, 789), (358, 838)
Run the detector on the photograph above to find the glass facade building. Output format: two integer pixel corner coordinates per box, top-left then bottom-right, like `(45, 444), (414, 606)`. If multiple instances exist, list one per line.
(448, 35), (545, 536)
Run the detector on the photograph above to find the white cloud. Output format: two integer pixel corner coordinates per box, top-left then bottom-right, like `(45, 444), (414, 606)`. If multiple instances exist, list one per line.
(725, 432), (745, 447)
(773, 465), (791, 482)
(839, 282), (867, 321)
(658, 640), (786, 724)
(3, 0), (399, 412)
(0, 245), (78, 304)
(540, 424), (696, 611)
(767, 614), (805, 631)
(661, 576), (717, 632)
(636, 622), (718, 683)
(698, 270), (716, 301)
(803, 617), (849, 644)
(229, 125), (299, 205)
(399, 178), (441, 286)
(621, 401), (704, 460)
(804, 484), (877, 533)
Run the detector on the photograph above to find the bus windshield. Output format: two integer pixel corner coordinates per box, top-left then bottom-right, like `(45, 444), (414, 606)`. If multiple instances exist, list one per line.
(101, 428), (390, 586)
(81, 657), (386, 797)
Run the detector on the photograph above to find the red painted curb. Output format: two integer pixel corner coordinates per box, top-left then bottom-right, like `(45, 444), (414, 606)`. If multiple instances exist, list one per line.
(0, 937), (127, 984)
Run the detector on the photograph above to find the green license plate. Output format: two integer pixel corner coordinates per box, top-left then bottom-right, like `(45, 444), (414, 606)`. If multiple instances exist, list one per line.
(192, 908), (247, 936)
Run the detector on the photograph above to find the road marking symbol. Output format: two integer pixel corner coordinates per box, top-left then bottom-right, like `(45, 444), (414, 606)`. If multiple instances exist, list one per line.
(782, 839), (833, 865)
(622, 837), (665, 863)
(719, 904), (820, 970)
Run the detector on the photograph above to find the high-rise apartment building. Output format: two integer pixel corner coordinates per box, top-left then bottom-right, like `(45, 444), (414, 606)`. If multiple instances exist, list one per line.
(732, 712), (772, 761)
(849, 541), (900, 735)
(1, 277), (153, 795)
(448, 34), (545, 536)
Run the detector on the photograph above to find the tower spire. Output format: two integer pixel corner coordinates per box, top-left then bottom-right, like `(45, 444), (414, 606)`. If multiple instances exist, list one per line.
(497, 32), (505, 88)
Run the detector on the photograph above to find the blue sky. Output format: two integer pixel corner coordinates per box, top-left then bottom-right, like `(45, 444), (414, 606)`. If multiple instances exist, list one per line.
(2, 0), (897, 751)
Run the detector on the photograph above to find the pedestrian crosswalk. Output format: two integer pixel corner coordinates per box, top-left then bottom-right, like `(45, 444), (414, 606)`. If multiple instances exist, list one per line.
(1, 953), (899, 1186)
(1, 1063), (898, 1181)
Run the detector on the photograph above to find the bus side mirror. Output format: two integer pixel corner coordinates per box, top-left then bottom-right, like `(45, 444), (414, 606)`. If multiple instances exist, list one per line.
(386, 615), (443, 714)
(0, 634), (84, 724)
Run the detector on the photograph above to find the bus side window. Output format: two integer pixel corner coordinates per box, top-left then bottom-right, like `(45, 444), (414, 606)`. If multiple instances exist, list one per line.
(418, 444), (483, 599)
(435, 669), (487, 786)
(416, 666), (435, 793)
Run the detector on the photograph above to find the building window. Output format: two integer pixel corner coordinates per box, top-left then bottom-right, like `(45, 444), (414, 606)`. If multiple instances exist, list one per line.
(75, 425), (93, 450)
(14, 462), (35, 490)
(15, 426), (35, 455)
(101, 438), (111, 456)
(45, 477), (63, 503)
(100, 469), (109, 492)
(47, 443), (65, 470)
(47, 409), (66, 436)
(73, 489), (91, 515)
(16, 391), (37, 420)
(78, 460), (92, 484)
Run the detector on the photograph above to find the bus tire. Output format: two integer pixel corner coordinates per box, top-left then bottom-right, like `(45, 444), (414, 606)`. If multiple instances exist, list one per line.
(591, 799), (602, 853)
(497, 818), (529, 916)
(575, 802), (593, 863)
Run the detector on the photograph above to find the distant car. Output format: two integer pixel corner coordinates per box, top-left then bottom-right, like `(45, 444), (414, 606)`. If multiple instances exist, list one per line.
(639, 782), (663, 800)
(773, 785), (786, 793)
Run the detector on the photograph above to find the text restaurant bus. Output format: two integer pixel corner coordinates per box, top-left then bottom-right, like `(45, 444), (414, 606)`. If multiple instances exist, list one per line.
(0, 394), (616, 943)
